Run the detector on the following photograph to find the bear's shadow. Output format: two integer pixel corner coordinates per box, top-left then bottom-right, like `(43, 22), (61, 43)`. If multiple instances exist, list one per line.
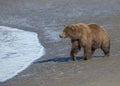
(33, 56), (104, 64)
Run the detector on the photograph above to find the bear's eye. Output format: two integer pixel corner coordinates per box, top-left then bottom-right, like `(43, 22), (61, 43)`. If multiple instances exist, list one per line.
(64, 29), (68, 34)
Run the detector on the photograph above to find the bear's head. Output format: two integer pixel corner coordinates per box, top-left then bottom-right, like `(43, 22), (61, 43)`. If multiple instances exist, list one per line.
(59, 25), (73, 38)
(59, 24), (81, 39)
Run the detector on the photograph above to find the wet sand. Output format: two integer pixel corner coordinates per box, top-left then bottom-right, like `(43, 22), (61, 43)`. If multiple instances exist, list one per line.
(0, 0), (120, 86)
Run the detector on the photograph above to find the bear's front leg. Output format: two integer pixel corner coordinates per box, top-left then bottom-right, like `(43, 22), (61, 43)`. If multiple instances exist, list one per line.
(70, 48), (79, 61)
(70, 39), (81, 61)
(84, 46), (92, 60)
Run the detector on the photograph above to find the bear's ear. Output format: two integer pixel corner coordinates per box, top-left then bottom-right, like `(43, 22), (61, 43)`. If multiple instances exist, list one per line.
(70, 25), (74, 30)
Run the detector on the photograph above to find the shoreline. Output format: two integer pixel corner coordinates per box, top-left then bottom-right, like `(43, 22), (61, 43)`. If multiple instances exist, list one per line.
(0, 0), (120, 86)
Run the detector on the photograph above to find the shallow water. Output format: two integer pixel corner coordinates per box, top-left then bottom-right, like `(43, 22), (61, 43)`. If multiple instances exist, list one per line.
(0, 26), (45, 82)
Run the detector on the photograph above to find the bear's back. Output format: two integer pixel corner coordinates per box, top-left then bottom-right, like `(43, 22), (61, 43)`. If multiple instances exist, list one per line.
(88, 23), (110, 43)
(88, 23), (107, 36)
(88, 23), (104, 32)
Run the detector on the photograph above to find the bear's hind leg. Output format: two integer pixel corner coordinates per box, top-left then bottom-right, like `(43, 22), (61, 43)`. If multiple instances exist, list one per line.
(101, 45), (110, 57)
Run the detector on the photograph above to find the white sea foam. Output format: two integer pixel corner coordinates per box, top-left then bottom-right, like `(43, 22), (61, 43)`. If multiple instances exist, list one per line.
(0, 26), (45, 82)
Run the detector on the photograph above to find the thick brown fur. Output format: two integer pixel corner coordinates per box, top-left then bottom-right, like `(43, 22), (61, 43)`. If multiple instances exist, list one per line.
(60, 23), (110, 61)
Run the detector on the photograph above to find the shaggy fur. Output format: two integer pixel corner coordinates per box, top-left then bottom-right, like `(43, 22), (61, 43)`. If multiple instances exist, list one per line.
(60, 23), (110, 61)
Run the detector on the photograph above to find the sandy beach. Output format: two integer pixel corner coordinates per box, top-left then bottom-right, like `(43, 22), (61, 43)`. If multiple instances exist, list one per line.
(0, 0), (120, 86)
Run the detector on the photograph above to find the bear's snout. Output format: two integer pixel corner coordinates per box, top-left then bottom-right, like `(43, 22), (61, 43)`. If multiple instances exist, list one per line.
(59, 32), (66, 38)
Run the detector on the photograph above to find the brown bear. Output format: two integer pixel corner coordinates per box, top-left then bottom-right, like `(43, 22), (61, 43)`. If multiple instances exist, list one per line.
(59, 23), (110, 61)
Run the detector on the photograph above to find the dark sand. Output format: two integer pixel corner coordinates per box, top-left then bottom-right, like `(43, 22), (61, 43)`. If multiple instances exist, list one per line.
(0, 0), (120, 86)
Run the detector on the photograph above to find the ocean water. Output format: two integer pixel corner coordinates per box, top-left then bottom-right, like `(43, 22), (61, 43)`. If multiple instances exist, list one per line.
(0, 26), (45, 82)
